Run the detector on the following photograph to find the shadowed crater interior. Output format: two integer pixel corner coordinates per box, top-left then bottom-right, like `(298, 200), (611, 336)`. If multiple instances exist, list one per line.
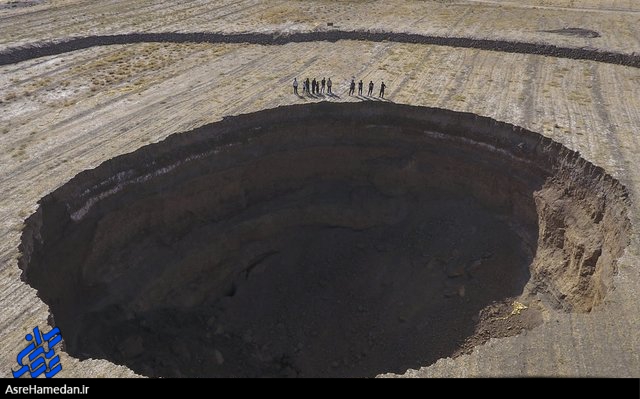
(19, 103), (630, 377)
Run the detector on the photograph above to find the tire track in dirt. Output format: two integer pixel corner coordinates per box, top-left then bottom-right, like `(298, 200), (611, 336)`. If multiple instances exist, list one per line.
(0, 0), (201, 33)
(461, 0), (640, 15)
(0, 45), (288, 187)
(586, 62), (628, 180)
(519, 54), (542, 128)
(438, 49), (483, 106)
(2, 30), (640, 69)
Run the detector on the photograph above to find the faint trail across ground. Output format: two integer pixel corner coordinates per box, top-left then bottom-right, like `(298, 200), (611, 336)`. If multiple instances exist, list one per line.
(461, 0), (640, 15)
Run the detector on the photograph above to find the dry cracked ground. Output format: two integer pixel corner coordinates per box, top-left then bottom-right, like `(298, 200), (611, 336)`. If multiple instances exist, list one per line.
(0, 0), (639, 378)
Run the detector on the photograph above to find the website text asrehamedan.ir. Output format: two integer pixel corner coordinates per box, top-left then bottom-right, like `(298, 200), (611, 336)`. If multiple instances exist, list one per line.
(5, 385), (89, 395)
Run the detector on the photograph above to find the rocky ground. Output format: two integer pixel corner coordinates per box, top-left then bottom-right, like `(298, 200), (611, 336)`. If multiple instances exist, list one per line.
(0, 0), (639, 377)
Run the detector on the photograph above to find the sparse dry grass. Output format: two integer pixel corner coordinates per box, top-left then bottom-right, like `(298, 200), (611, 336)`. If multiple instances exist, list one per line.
(567, 90), (592, 104)
(260, 4), (316, 24)
(453, 94), (467, 102)
(26, 77), (53, 90)
(63, 43), (233, 95)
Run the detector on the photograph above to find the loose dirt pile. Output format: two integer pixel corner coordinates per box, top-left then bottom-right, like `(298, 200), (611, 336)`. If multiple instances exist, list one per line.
(1, 31), (638, 68)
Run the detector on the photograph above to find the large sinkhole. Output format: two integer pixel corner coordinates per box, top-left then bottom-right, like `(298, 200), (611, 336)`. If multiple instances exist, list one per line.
(19, 102), (630, 377)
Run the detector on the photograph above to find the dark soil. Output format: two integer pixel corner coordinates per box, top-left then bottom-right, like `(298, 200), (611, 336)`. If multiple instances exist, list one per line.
(455, 299), (543, 358)
(0, 0), (43, 10)
(18, 103), (630, 378)
(123, 196), (532, 378)
(0, 30), (638, 68)
(543, 28), (601, 38)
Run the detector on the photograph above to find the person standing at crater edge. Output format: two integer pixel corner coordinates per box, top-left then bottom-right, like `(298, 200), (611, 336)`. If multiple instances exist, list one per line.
(368, 80), (374, 96)
(379, 81), (386, 98)
(321, 77), (326, 94)
(293, 78), (299, 95)
(327, 77), (332, 94)
(349, 78), (356, 96)
(358, 79), (363, 96)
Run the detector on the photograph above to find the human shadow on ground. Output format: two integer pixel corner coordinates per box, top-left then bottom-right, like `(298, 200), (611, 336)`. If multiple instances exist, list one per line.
(357, 95), (392, 102)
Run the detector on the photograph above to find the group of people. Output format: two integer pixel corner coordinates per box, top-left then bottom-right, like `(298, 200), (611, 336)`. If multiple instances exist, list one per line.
(293, 77), (387, 98)
(293, 77), (333, 95)
(348, 78), (386, 98)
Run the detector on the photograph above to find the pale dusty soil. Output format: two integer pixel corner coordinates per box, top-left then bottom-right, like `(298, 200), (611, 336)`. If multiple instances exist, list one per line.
(2, 0), (640, 54)
(0, 1), (639, 377)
